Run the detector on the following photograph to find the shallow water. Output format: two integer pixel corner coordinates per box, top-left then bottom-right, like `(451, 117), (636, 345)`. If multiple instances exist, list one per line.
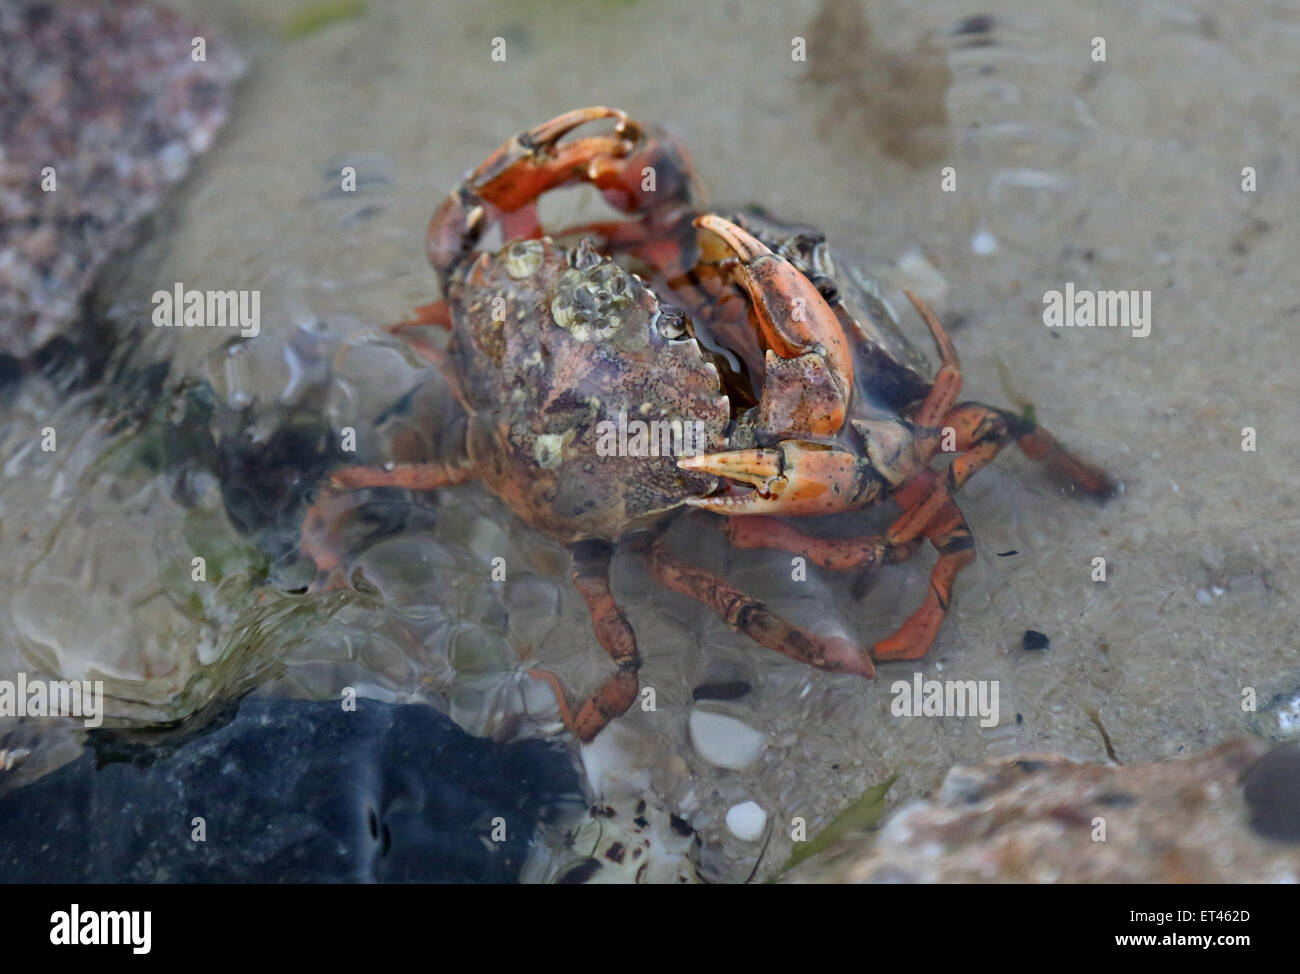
(2, 0), (1298, 881)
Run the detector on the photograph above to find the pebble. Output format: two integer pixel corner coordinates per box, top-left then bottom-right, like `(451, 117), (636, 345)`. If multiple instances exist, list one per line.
(1242, 746), (1300, 841)
(688, 709), (766, 770)
(1195, 585), (1225, 606)
(1021, 629), (1051, 652)
(725, 801), (768, 842)
(971, 229), (999, 255)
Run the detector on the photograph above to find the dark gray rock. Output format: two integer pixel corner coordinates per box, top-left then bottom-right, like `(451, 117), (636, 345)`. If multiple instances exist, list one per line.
(0, 696), (581, 883)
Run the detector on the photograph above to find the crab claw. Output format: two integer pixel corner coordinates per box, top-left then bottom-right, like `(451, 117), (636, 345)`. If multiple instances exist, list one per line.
(680, 440), (886, 516)
(467, 106), (638, 212)
(427, 107), (639, 279)
(694, 214), (853, 437)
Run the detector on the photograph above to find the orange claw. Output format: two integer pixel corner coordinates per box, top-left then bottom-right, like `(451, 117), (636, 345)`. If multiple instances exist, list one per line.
(464, 106), (637, 213)
(694, 214), (853, 437)
(427, 107), (638, 279)
(679, 439), (887, 516)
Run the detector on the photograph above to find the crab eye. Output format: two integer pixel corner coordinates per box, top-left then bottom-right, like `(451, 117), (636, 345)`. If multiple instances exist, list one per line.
(811, 276), (839, 302)
(654, 307), (688, 340)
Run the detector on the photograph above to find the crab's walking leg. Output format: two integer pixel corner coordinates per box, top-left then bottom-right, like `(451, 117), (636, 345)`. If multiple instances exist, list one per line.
(383, 321), (447, 368)
(725, 468), (971, 662)
(325, 462), (474, 490)
(390, 300), (452, 331)
(646, 533), (875, 678)
(1018, 426), (1114, 496)
(299, 488), (365, 591)
(872, 484), (977, 662)
(723, 517), (923, 572)
(529, 540), (640, 743)
(369, 304), (476, 410)
(299, 462), (475, 590)
(903, 290), (963, 465)
(937, 403), (1115, 497)
(723, 403), (1112, 661)
(872, 437), (1113, 660)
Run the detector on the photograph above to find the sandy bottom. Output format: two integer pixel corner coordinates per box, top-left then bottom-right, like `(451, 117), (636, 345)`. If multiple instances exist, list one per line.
(2, 0), (1297, 880)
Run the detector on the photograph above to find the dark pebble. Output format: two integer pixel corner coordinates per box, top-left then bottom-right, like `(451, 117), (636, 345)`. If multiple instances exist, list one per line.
(669, 814), (694, 837)
(1242, 745), (1300, 842)
(1022, 629), (1051, 651)
(953, 14), (995, 34)
(691, 680), (752, 701)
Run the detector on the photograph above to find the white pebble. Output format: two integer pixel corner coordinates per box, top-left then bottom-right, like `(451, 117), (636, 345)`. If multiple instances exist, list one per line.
(725, 801), (768, 842)
(688, 709), (765, 770)
(971, 229), (999, 255)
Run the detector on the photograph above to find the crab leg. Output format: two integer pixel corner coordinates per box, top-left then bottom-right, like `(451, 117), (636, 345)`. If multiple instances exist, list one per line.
(900, 290), (962, 465)
(723, 517), (923, 572)
(427, 106), (702, 289)
(646, 533), (875, 678)
(872, 481), (977, 662)
(426, 107), (635, 282)
(299, 461), (476, 590)
(325, 462), (474, 490)
(712, 466), (973, 663)
(299, 487), (365, 591)
(720, 403), (1111, 663)
(695, 214), (854, 438)
(943, 405), (1116, 497)
(528, 540), (641, 743)
(720, 456), (958, 580)
(390, 300), (452, 331)
(375, 305), (475, 410)
(910, 401), (1114, 501)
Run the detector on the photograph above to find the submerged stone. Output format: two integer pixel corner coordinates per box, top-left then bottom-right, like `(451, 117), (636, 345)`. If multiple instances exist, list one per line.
(0, 695), (581, 882)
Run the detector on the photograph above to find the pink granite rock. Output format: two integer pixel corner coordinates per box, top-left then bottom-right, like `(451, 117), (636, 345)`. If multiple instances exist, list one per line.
(784, 740), (1300, 883)
(0, 0), (243, 358)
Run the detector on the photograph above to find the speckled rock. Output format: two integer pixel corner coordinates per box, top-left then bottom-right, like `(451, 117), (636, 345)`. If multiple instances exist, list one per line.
(0, 0), (242, 358)
(547, 798), (701, 884)
(783, 740), (1300, 883)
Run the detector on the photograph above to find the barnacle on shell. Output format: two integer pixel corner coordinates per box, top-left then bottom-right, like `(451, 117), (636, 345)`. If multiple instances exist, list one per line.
(549, 260), (641, 341)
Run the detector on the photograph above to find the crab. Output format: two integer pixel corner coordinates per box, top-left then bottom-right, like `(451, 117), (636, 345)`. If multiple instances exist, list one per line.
(301, 107), (1113, 742)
